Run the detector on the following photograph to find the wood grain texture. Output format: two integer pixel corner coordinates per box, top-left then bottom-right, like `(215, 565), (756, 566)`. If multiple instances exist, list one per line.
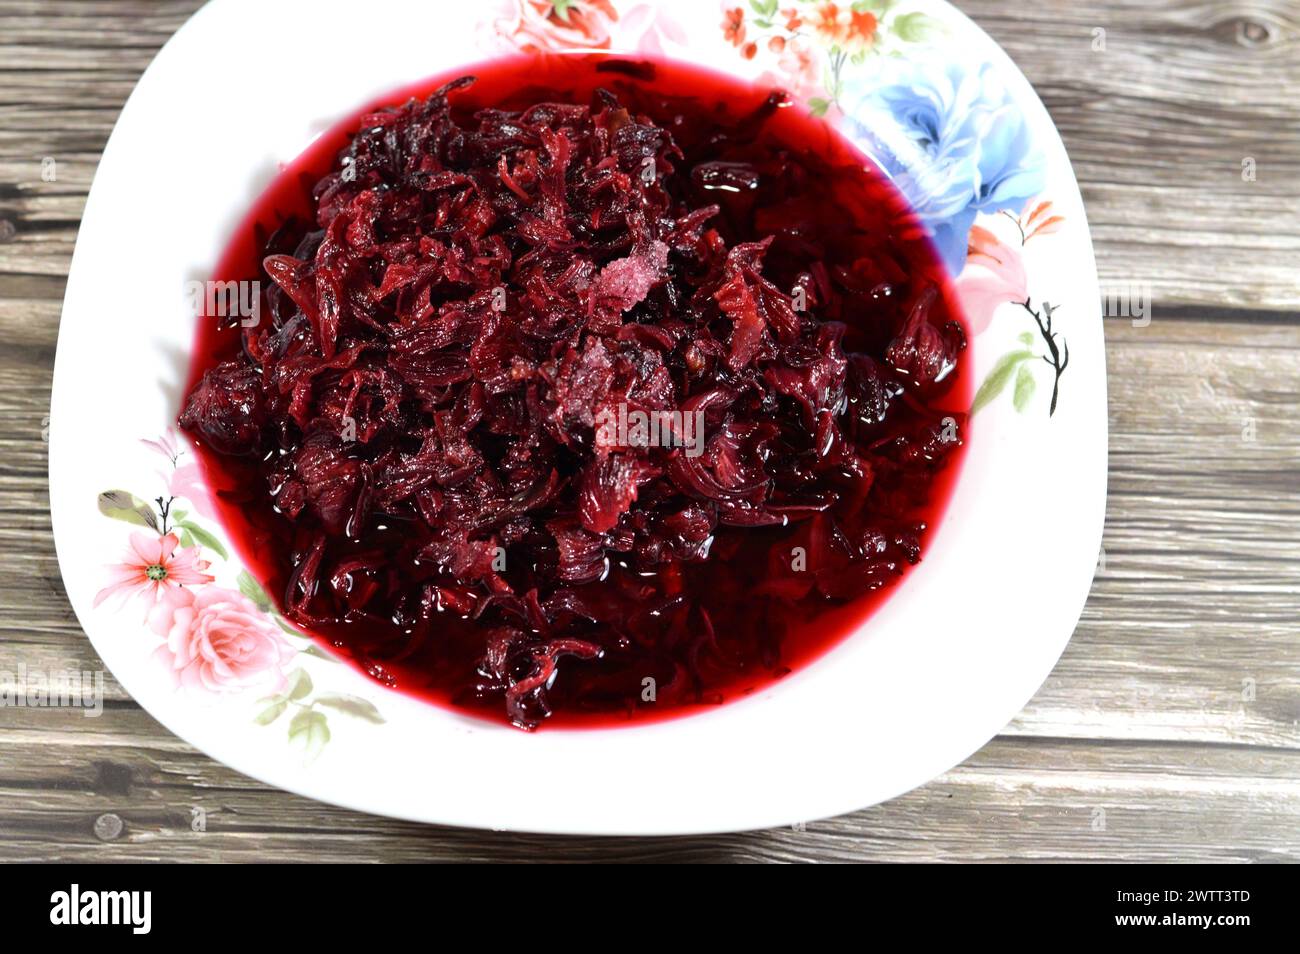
(0, 0), (1297, 863)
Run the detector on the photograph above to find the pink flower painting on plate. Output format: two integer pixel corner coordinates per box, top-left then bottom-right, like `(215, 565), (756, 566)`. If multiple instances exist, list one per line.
(93, 531), (213, 611)
(93, 449), (384, 757)
(957, 224), (1028, 337)
(147, 585), (296, 695)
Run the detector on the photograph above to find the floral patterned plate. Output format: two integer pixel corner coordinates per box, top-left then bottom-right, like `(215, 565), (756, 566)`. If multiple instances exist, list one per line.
(49, 0), (1106, 834)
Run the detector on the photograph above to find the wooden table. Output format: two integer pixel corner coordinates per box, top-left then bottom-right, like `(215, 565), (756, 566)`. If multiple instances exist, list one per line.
(1, 0), (1296, 863)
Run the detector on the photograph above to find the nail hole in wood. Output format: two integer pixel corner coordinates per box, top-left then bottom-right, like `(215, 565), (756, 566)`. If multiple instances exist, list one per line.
(93, 812), (124, 841)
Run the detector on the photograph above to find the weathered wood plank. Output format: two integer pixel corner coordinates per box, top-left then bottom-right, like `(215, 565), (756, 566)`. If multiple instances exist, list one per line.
(0, 708), (1295, 862)
(0, 0), (1297, 307)
(959, 0), (1300, 308)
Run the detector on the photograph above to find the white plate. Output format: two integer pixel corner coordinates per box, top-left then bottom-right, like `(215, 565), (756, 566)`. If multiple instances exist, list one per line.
(50, 0), (1106, 834)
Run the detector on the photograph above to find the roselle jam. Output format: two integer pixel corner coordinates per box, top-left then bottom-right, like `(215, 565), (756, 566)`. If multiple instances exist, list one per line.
(180, 54), (971, 730)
